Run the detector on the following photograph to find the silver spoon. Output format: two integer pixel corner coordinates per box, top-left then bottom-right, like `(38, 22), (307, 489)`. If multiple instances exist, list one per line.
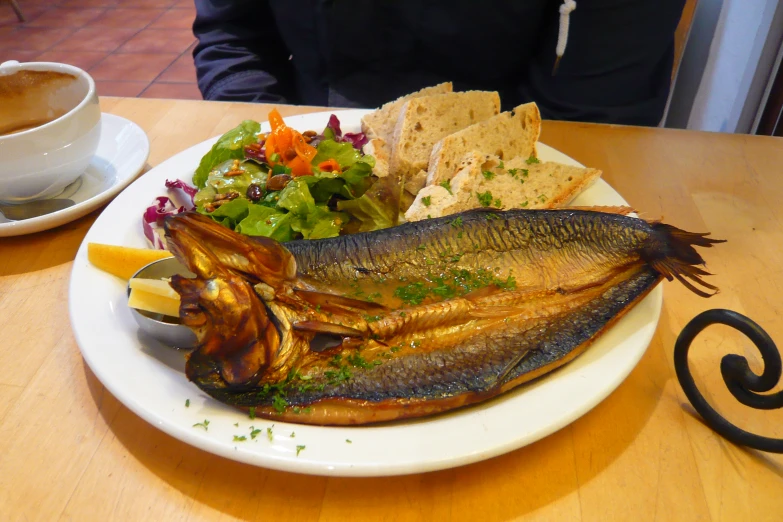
(0, 198), (75, 220)
(128, 257), (198, 349)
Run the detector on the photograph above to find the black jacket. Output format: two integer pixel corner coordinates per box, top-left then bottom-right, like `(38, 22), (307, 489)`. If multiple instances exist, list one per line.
(192, 0), (685, 126)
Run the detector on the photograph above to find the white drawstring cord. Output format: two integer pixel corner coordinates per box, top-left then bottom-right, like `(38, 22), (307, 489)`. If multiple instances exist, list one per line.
(553, 0), (577, 75)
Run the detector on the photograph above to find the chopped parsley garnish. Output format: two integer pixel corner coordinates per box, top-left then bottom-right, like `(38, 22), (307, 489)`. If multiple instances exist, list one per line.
(346, 439), (352, 444)
(193, 420), (210, 431)
(485, 213), (501, 220)
(325, 354), (353, 383)
(250, 427), (262, 439)
(347, 352), (382, 369)
(290, 432), (296, 438)
(296, 445), (306, 456)
(497, 274), (517, 290)
(521, 200), (529, 207)
(248, 406), (256, 419)
(272, 395), (288, 413)
(233, 435), (247, 442)
(476, 191), (494, 207)
(538, 194), (547, 203)
(185, 399), (190, 408)
(233, 422), (239, 427)
(525, 155), (540, 164)
(497, 160), (505, 169)
(493, 198), (502, 208)
(364, 314), (382, 323)
(390, 346), (402, 353)
(394, 268), (516, 305)
(324, 365), (352, 384)
(422, 196), (432, 207)
(439, 179), (452, 194)
(416, 244), (427, 251)
(450, 216), (463, 227)
(481, 170), (495, 180)
(411, 340), (421, 348)
(393, 281), (429, 305)
(267, 426), (274, 441)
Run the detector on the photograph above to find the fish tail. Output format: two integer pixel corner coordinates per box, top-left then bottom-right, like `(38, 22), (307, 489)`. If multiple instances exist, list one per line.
(644, 222), (726, 297)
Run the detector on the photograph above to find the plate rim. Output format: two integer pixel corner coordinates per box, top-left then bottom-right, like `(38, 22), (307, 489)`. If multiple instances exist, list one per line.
(0, 113), (150, 237)
(68, 108), (662, 477)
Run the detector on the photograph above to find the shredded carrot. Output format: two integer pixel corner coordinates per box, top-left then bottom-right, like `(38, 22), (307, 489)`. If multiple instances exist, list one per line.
(268, 109), (286, 133)
(265, 108), (317, 175)
(317, 159), (341, 173)
(293, 133), (317, 162)
(288, 156), (312, 177)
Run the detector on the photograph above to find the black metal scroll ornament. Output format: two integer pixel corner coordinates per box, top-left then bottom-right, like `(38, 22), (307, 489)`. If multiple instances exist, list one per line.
(674, 309), (783, 453)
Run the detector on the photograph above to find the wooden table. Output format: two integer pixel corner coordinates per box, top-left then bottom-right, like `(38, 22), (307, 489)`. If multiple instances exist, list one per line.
(1, 98), (782, 521)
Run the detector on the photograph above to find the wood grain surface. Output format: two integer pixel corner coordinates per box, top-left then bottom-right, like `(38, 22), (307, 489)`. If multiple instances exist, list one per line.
(1, 98), (782, 521)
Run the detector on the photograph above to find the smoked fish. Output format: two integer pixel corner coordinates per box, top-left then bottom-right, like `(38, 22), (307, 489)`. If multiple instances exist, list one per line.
(164, 209), (723, 425)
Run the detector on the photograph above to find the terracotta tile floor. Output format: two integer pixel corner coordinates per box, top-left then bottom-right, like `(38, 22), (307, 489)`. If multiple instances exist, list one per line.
(0, 0), (201, 100)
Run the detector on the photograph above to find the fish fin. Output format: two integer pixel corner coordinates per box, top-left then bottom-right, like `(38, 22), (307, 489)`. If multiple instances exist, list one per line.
(292, 321), (365, 338)
(646, 223), (726, 297)
(495, 350), (533, 388)
(567, 205), (636, 216)
(165, 212), (297, 287)
(294, 288), (388, 313)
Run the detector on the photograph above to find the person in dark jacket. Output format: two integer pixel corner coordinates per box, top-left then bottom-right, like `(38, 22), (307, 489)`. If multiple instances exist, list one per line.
(192, 0), (685, 126)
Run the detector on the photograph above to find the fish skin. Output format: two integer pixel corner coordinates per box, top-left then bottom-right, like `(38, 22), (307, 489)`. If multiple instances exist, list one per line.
(165, 209), (723, 425)
(284, 209), (652, 293)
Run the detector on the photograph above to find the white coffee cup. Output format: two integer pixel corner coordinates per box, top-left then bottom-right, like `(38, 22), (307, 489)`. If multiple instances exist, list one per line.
(0, 60), (101, 203)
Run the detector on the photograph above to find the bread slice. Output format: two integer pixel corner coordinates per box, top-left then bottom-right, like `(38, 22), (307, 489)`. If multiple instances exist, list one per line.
(389, 91), (500, 188)
(362, 138), (390, 178)
(360, 82), (453, 141)
(423, 102), (541, 191)
(404, 153), (602, 222)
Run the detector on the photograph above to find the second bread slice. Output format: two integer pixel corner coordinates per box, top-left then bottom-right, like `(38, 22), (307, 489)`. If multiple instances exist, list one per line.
(424, 102), (541, 190)
(389, 91), (500, 189)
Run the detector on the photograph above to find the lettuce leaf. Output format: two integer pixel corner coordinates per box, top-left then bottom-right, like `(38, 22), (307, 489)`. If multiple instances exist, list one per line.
(313, 139), (371, 169)
(193, 120), (261, 188)
(337, 174), (399, 232)
(197, 198), (250, 229)
(340, 161), (374, 195)
(337, 195), (394, 232)
(291, 206), (349, 239)
(277, 179), (316, 216)
(236, 205), (295, 242)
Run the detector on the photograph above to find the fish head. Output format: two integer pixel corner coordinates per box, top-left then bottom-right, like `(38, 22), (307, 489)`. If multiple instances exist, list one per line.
(164, 212), (284, 386)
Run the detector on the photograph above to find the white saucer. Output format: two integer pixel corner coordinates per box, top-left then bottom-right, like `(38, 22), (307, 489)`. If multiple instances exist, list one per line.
(0, 113), (150, 237)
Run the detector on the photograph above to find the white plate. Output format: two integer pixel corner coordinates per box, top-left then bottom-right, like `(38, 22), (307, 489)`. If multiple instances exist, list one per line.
(0, 113), (149, 237)
(69, 109), (662, 477)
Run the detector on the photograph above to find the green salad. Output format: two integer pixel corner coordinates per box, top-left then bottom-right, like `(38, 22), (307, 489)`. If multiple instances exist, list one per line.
(189, 112), (398, 241)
